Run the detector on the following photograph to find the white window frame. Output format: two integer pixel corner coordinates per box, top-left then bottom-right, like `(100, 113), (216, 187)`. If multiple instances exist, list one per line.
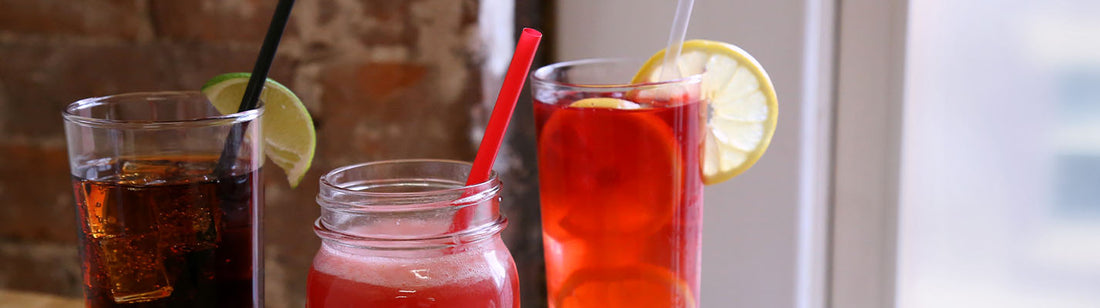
(796, 0), (836, 307)
(827, 0), (909, 307)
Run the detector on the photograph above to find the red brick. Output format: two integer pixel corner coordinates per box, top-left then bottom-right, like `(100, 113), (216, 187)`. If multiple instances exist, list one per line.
(354, 1), (417, 46)
(0, 0), (149, 39)
(358, 1), (409, 22)
(0, 41), (296, 140)
(353, 62), (428, 100)
(0, 144), (79, 243)
(260, 165), (323, 308)
(317, 61), (477, 166)
(149, 0), (298, 43)
(459, 0), (480, 26)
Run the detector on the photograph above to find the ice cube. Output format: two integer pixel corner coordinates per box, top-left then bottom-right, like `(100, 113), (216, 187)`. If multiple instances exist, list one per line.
(94, 233), (173, 303)
(120, 159), (174, 174)
(78, 158), (115, 180)
(174, 160), (216, 174)
(118, 160), (179, 185)
(154, 182), (221, 253)
(79, 182), (158, 239)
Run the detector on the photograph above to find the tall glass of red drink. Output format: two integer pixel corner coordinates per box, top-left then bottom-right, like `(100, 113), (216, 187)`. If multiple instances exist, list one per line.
(532, 59), (705, 308)
(307, 159), (519, 307)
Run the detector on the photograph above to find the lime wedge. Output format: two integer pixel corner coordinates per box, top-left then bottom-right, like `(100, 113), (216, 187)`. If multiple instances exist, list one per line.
(634, 40), (778, 185)
(202, 73), (316, 188)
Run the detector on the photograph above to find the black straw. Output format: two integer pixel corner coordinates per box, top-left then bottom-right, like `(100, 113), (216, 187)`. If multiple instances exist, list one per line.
(215, 0), (296, 176)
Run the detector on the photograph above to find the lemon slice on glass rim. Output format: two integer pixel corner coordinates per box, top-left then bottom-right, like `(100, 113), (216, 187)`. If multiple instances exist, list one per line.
(201, 73), (316, 188)
(633, 39), (778, 185)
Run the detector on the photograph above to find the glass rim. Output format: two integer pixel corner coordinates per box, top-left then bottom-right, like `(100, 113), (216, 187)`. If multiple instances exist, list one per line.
(316, 159), (505, 249)
(62, 91), (263, 129)
(319, 159), (500, 203)
(530, 57), (704, 91)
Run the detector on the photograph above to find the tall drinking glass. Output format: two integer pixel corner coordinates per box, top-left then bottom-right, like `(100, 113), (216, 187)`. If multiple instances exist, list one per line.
(532, 59), (705, 308)
(307, 159), (519, 307)
(63, 91), (264, 307)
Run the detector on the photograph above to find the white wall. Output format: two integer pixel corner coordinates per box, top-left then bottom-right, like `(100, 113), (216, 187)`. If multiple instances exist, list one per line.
(555, 1), (815, 306)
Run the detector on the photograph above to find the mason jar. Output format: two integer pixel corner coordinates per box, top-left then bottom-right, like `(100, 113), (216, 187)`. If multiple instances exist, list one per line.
(306, 159), (519, 307)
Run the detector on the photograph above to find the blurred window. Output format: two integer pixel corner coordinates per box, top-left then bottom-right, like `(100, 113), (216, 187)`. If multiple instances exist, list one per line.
(898, 0), (1100, 307)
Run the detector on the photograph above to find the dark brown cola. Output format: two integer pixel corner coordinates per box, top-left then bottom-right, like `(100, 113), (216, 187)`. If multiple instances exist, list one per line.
(72, 155), (262, 307)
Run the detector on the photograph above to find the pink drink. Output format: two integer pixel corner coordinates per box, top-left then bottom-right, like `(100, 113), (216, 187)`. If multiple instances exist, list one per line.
(307, 160), (519, 307)
(307, 239), (517, 307)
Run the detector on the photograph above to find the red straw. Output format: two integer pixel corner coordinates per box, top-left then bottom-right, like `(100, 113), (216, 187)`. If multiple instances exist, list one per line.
(449, 28), (541, 237)
(466, 28), (543, 186)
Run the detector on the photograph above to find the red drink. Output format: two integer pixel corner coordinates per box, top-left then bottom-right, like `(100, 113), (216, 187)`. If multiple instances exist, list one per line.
(533, 60), (705, 308)
(307, 239), (518, 307)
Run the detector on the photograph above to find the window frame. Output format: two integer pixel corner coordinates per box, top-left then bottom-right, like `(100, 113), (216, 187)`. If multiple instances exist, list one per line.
(827, 0), (909, 307)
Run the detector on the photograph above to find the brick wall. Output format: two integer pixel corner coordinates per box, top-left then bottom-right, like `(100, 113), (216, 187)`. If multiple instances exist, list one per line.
(0, 0), (547, 306)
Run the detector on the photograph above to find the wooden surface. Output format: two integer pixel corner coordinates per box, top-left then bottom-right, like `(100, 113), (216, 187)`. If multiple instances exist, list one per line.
(0, 290), (82, 308)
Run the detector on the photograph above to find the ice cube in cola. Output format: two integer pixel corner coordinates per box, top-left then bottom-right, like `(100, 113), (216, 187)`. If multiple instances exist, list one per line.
(76, 168), (173, 303)
(73, 155), (259, 307)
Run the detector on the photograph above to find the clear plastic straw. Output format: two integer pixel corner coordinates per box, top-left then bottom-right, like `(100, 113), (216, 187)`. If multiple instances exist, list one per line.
(659, 0), (696, 81)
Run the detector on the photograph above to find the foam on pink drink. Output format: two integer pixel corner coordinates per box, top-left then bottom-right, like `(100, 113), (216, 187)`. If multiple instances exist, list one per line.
(306, 223), (518, 307)
(312, 241), (506, 289)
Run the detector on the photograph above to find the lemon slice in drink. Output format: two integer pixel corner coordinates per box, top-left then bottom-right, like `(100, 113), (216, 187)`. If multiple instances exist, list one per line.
(202, 73), (316, 188)
(569, 97), (641, 109)
(634, 40), (778, 185)
(540, 97), (679, 238)
(555, 265), (696, 308)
